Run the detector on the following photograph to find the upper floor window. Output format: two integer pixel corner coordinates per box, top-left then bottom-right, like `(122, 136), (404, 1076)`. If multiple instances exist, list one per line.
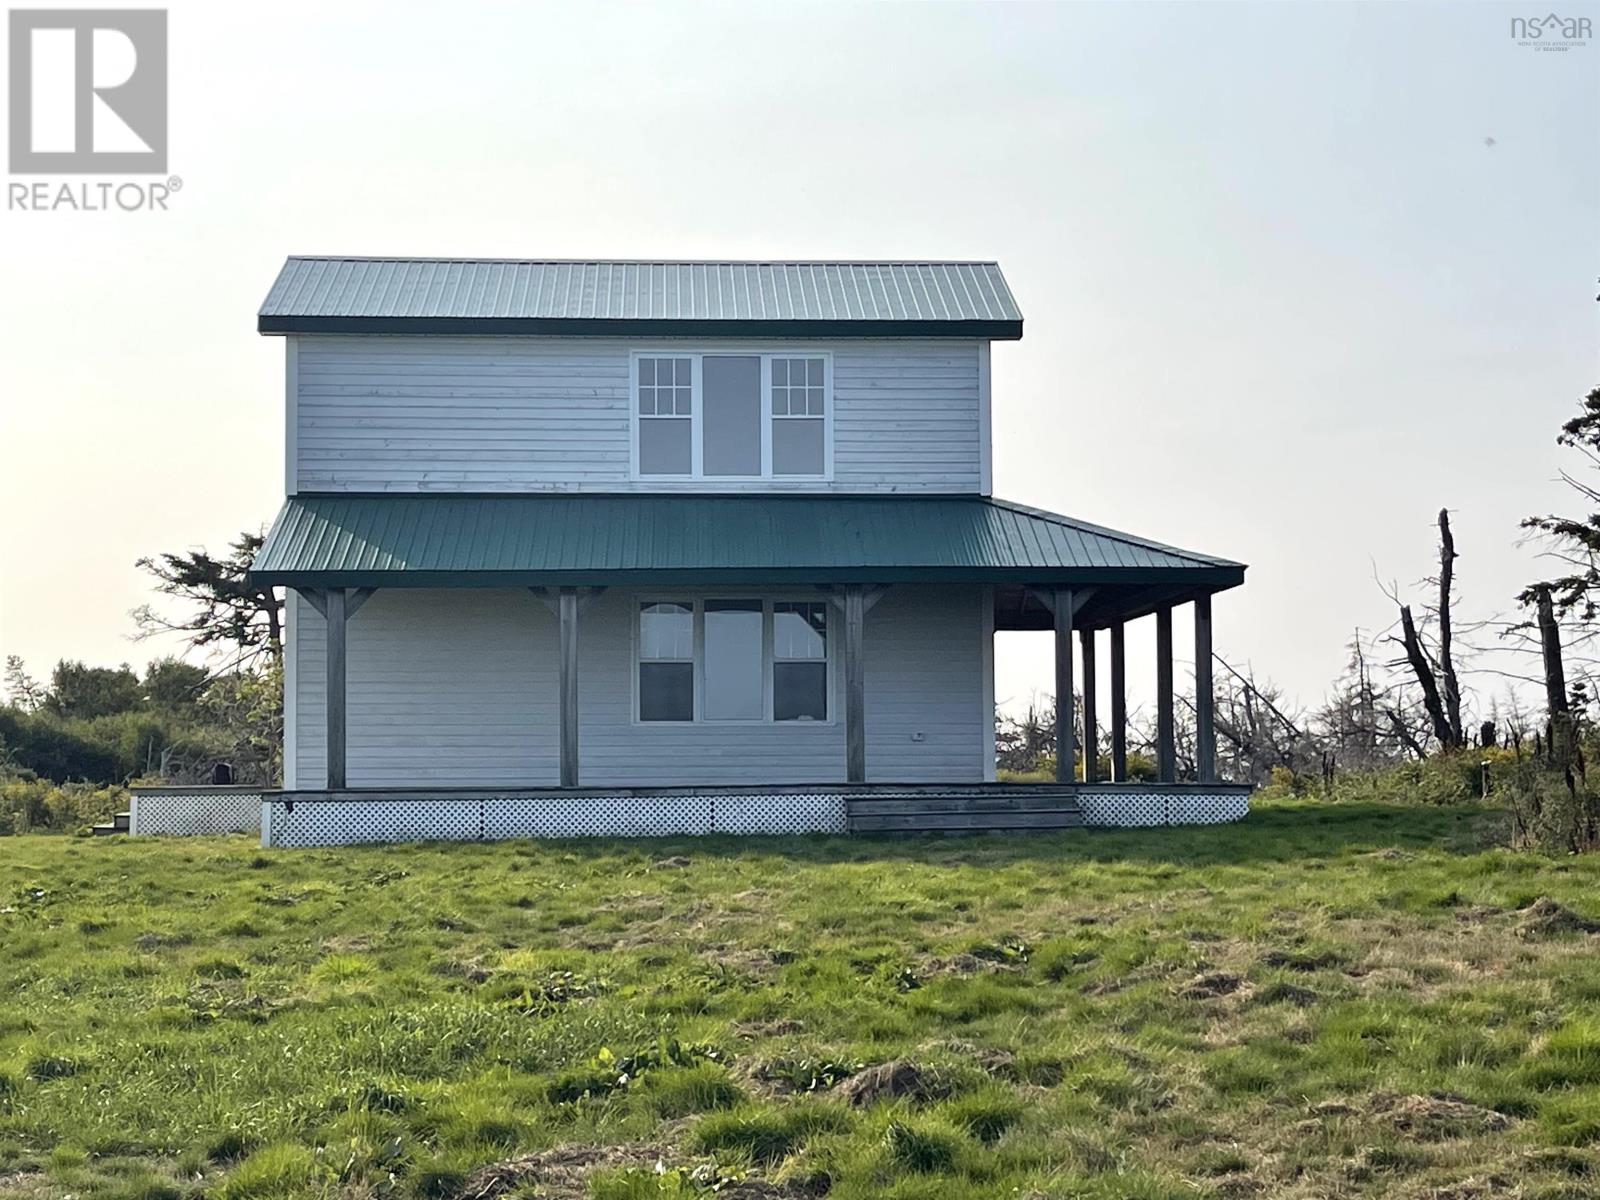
(637, 357), (693, 475)
(633, 352), (830, 480)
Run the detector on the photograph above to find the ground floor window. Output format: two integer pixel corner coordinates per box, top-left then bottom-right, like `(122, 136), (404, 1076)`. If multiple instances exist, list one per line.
(638, 598), (830, 723)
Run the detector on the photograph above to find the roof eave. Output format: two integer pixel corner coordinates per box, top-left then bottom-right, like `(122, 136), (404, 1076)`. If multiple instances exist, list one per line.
(249, 564), (1244, 591)
(256, 315), (1024, 340)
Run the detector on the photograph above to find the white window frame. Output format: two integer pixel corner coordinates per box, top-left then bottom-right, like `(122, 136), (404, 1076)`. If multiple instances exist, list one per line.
(631, 593), (837, 726)
(629, 350), (833, 482)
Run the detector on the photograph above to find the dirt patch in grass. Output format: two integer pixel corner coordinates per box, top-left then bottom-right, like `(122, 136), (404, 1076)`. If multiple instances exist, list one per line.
(1371, 1093), (1513, 1140)
(837, 1059), (950, 1106)
(1309, 1092), (1512, 1141)
(1516, 896), (1600, 939)
(734, 1018), (806, 1039)
(1405, 1178), (1518, 1200)
(1260, 947), (1343, 971)
(321, 933), (373, 953)
(1177, 970), (1247, 1000)
(919, 951), (1023, 978)
(134, 931), (193, 951)
(1254, 980), (1318, 1006)
(433, 954), (491, 983)
(455, 1143), (669, 1199)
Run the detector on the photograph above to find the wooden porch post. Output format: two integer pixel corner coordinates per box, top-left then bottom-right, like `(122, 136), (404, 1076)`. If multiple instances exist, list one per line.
(304, 586), (375, 791)
(1109, 621), (1128, 781)
(558, 586), (580, 788)
(1156, 604), (1176, 782)
(1080, 627), (1098, 783)
(1054, 588), (1075, 783)
(324, 587), (347, 790)
(1195, 593), (1216, 782)
(844, 585), (867, 784)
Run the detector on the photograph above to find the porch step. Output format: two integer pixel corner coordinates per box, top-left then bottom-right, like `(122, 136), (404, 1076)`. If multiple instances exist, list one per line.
(850, 810), (1085, 833)
(91, 811), (132, 837)
(846, 791), (1084, 834)
(847, 796), (1082, 816)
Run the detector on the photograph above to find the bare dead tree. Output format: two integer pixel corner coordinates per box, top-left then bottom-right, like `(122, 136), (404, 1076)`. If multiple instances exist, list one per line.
(1381, 509), (1468, 751)
(1399, 603), (1455, 748)
(1437, 509), (1465, 744)
(1533, 584), (1573, 764)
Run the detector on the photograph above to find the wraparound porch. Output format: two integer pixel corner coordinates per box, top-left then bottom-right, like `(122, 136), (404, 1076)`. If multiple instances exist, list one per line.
(226, 493), (1253, 844)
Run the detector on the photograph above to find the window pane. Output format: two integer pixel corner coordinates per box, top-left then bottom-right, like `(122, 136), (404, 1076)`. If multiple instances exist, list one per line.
(807, 358), (824, 385)
(703, 599), (763, 720)
(639, 359), (656, 385)
(772, 359), (788, 385)
(640, 602), (693, 660)
(702, 355), (761, 476)
(674, 386), (692, 415)
(640, 418), (691, 475)
(774, 662), (827, 721)
(774, 602), (826, 660)
(807, 387), (824, 415)
(772, 418), (824, 476)
(640, 662), (693, 721)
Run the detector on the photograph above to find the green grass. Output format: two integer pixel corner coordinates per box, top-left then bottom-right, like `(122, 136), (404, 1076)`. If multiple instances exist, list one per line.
(2, 798), (1599, 1198)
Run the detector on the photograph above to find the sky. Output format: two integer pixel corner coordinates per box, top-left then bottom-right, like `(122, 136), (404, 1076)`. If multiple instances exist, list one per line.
(1, 0), (1597, 723)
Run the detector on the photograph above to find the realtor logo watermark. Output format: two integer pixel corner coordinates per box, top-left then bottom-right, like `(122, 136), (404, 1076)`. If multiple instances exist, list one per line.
(7, 9), (179, 211)
(1511, 13), (1592, 50)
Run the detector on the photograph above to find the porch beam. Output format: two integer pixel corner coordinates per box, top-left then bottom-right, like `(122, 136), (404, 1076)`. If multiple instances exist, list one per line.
(1195, 593), (1216, 782)
(1110, 620), (1128, 781)
(1028, 586), (1095, 619)
(1156, 604), (1176, 782)
(325, 586), (348, 790)
(558, 586), (580, 788)
(1054, 588), (1075, 784)
(824, 585), (886, 615)
(532, 586), (606, 617)
(1080, 627), (1099, 783)
(843, 584), (868, 784)
(347, 587), (377, 619)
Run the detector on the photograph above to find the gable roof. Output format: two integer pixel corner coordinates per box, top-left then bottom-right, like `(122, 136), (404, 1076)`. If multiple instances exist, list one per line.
(250, 494), (1243, 591)
(258, 258), (1023, 338)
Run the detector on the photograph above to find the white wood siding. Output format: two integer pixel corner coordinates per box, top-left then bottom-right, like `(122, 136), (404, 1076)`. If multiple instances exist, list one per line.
(289, 589), (558, 786)
(292, 336), (981, 493)
(288, 585), (989, 787)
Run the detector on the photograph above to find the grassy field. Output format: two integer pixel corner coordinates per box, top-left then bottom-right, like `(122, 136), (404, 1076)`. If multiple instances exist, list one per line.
(2, 800), (1600, 1199)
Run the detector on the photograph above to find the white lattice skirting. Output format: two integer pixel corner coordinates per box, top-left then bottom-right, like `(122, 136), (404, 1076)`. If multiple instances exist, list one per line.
(131, 791), (263, 836)
(1078, 789), (1250, 827)
(264, 792), (850, 848)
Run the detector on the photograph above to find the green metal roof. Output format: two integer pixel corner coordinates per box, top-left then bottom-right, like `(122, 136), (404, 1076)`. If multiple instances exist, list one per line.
(257, 258), (1023, 338)
(251, 495), (1244, 590)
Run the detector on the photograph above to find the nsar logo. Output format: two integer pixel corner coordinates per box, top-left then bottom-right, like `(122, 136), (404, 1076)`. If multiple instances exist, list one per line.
(1510, 12), (1592, 50)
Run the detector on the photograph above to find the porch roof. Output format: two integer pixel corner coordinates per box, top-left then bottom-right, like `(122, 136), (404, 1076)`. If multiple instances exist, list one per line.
(250, 493), (1245, 594)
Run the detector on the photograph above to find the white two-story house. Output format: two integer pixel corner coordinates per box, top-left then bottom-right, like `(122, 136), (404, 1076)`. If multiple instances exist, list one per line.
(205, 257), (1246, 846)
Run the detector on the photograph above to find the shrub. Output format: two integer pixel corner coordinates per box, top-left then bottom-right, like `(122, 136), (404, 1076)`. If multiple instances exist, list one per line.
(0, 777), (127, 835)
(1498, 756), (1600, 853)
